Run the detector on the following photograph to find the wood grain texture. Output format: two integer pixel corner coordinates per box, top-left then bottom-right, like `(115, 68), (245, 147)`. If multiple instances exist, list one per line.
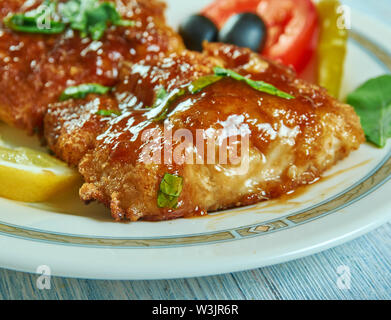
(0, 222), (390, 300)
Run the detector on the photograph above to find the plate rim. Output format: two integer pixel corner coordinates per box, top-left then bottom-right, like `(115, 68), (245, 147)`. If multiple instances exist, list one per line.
(0, 142), (391, 249)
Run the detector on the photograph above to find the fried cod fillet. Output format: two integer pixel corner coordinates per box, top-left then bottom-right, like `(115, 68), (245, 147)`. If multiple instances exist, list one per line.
(45, 43), (365, 221)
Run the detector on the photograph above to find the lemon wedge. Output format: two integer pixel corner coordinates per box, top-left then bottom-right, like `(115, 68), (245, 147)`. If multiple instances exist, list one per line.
(0, 145), (79, 202)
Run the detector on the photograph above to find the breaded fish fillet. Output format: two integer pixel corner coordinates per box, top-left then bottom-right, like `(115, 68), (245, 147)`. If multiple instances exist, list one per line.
(45, 43), (365, 221)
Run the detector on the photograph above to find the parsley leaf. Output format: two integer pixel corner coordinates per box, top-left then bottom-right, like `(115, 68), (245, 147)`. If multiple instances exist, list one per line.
(59, 83), (111, 101)
(152, 88), (187, 122)
(214, 67), (294, 100)
(157, 173), (183, 209)
(3, 0), (65, 34)
(4, 14), (65, 34)
(59, 0), (134, 40)
(157, 192), (180, 209)
(160, 174), (183, 197)
(347, 75), (391, 148)
(3, 0), (134, 40)
(154, 87), (169, 106)
(188, 75), (223, 94)
(96, 109), (121, 116)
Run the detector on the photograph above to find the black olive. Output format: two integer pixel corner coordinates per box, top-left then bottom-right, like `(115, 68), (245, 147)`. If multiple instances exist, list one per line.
(179, 14), (218, 52)
(219, 12), (267, 52)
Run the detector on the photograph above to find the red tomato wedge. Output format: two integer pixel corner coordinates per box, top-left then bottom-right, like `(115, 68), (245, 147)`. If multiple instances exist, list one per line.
(202, 0), (319, 72)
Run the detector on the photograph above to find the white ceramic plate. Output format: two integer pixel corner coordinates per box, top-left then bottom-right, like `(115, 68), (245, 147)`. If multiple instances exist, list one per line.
(1, 1), (391, 280)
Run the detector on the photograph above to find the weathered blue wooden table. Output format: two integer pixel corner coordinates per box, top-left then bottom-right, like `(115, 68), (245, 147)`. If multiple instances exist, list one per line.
(0, 0), (390, 300)
(1, 223), (390, 299)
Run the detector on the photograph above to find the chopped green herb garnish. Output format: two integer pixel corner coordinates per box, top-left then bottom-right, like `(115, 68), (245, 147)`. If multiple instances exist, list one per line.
(188, 75), (223, 94)
(151, 87), (168, 108)
(152, 88), (187, 122)
(60, 0), (135, 40)
(3, 14), (66, 34)
(157, 192), (179, 209)
(59, 83), (111, 101)
(347, 75), (391, 148)
(4, 1), (65, 34)
(213, 67), (294, 100)
(157, 173), (183, 209)
(3, 0), (134, 40)
(160, 173), (183, 197)
(151, 75), (221, 121)
(96, 109), (121, 116)
(156, 87), (168, 101)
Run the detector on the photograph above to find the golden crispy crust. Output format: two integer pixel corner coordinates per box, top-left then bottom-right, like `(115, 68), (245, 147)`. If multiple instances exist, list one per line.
(45, 45), (364, 221)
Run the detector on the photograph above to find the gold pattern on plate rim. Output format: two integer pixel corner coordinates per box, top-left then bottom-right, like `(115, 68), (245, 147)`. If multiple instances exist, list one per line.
(0, 31), (390, 248)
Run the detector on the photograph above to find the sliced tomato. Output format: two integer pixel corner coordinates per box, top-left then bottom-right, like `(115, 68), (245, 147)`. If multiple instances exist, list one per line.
(202, 0), (319, 72)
